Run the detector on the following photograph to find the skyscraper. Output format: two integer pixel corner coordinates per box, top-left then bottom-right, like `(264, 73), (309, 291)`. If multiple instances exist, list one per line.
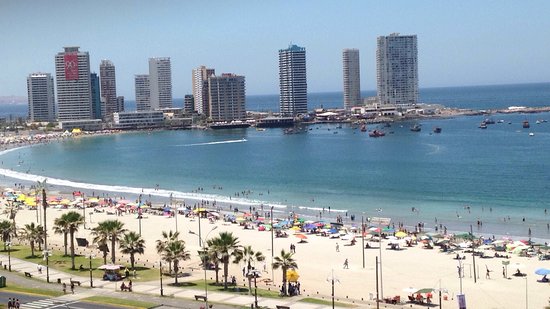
(135, 75), (150, 111)
(116, 96), (125, 113)
(192, 66), (215, 115)
(54, 46), (92, 121)
(27, 73), (55, 122)
(279, 44), (307, 116)
(342, 49), (361, 110)
(184, 95), (194, 114)
(207, 73), (246, 122)
(376, 33), (418, 107)
(90, 73), (102, 119)
(149, 57), (172, 110)
(99, 60), (117, 118)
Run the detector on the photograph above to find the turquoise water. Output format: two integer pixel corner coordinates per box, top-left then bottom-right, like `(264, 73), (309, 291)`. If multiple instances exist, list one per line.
(1, 111), (550, 240)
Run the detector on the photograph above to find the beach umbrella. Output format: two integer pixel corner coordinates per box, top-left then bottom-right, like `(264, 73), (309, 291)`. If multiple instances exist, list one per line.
(535, 268), (550, 276)
(88, 198), (100, 204)
(395, 231), (407, 238)
(382, 227), (394, 233)
(286, 269), (300, 282)
(416, 288), (435, 294)
(60, 199), (71, 205)
(98, 264), (123, 270)
(295, 234), (308, 240)
(290, 226), (301, 231)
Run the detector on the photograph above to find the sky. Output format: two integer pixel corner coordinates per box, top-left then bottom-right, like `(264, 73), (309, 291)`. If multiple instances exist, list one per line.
(1, 0), (549, 100)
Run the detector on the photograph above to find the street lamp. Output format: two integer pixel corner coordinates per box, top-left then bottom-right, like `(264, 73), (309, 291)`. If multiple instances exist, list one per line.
(6, 241), (11, 272)
(82, 193), (86, 229)
(87, 254), (95, 287)
(361, 215), (365, 269)
(270, 206), (274, 282)
(42, 187), (50, 283)
(326, 269), (340, 309)
(159, 260), (164, 297)
(458, 259), (463, 294)
(138, 195), (143, 236)
(189, 226), (218, 309)
(248, 269), (261, 308)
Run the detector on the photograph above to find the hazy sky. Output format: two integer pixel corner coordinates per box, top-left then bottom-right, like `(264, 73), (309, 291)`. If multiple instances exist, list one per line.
(1, 1), (549, 99)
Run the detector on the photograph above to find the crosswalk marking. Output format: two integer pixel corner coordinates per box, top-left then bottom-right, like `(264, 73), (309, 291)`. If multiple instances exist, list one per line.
(20, 299), (79, 309)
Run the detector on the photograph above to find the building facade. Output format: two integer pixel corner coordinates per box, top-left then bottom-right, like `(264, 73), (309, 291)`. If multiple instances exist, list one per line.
(99, 60), (117, 118)
(279, 44), (307, 117)
(27, 73), (55, 122)
(116, 96), (125, 113)
(192, 66), (215, 115)
(54, 46), (92, 121)
(90, 73), (102, 119)
(149, 57), (172, 110)
(113, 111), (164, 129)
(376, 33), (418, 107)
(342, 49), (361, 110)
(135, 75), (150, 111)
(184, 94), (194, 114)
(207, 74), (246, 122)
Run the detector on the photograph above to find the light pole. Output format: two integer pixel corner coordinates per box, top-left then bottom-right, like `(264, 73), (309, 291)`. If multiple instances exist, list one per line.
(248, 269), (261, 308)
(270, 206), (274, 282)
(42, 188), (50, 283)
(6, 241), (11, 272)
(82, 193), (86, 229)
(372, 215), (390, 300)
(88, 254), (95, 287)
(198, 211), (202, 247)
(361, 215), (365, 269)
(190, 226), (218, 309)
(138, 195), (142, 236)
(326, 269), (339, 309)
(458, 259), (463, 294)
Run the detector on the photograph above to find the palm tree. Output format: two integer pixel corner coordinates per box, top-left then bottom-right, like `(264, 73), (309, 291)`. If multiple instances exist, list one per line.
(272, 249), (298, 296)
(205, 239), (222, 284)
(0, 220), (14, 251)
(53, 216), (69, 256)
(156, 230), (180, 273)
(234, 245), (265, 294)
(60, 211), (84, 270)
(209, 232), (242, 290)
(119, 231), (145, 270)
(19, 222), (43, 257)
(160, 239), (190, 285)
(92, 220), (126, 264)
(91, 224), (109, 264)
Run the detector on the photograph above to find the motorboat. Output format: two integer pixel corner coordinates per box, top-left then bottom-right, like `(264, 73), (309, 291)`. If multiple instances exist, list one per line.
(368, 130), (386, 137)
(433, 127), (442, 133)
(410, 124), (421, 132)
(523, 120), (530, 128)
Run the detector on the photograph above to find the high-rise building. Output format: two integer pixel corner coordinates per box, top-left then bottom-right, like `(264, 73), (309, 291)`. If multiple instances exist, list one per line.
(376, 33), (418, 107)
(207, 73), (246, 122)
(149, 57), (172, 110)
(27, 73), (55, 122)
(342, 49), (361, 110)
(135, 75), (150, 111)
(279, 44), (307, 116)
(99, 60), (117, 118)
(184, 95), (194, 114)
(116, 96), (125, 113)
(90, 73), (102, 119)
(54, 46), (92, 121)
(192, 66), (215, 115)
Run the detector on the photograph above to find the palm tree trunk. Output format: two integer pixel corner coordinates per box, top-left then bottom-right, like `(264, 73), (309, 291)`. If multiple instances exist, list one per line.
(130, 254), (135, 270)
(223, 261), (229, 290)
(103, 250), (108, 264)
(70, 230), (76, 270)
(282, 268), (288, 296)
(214, 263), (220, 284)
(63, 232), (68, 256)
(30, 241), (35, 257)
(174, 260), (179, 285)
(111, 238), (116, 264)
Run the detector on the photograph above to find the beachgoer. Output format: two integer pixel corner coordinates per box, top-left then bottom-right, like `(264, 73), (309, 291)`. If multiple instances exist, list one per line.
(486, 267), (491, 279)
(343, 258), (349, 269)
(62, 283), (67, 294)
(502, 266), (506, 278)
(336, 243), (339, 252)
(70, 282), (75, 294)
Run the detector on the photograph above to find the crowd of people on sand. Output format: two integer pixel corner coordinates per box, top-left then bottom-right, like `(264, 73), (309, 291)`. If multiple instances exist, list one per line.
(6, 298), (20, 309)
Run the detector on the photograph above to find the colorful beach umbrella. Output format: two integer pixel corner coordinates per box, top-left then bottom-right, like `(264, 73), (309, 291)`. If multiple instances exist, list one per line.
(535, 268), (550, 276)
(295, 234), (307, 240)
(395, 231), (407, 238)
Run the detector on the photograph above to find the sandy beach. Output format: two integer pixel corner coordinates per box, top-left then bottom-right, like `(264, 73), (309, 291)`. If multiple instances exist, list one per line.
(3, 194), (549, 309)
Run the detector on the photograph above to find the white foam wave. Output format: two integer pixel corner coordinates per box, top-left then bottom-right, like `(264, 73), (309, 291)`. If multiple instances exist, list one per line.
(172, 138), (247, 147)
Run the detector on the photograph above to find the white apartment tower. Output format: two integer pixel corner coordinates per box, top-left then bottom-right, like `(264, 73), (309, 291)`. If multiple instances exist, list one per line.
(376, 33), (418, 107)
(54, 46), (92, 121)
(135, 75), (150, 111)
(148, 57), (172, 110)
(192, 66), (215, 115)
(342, 49), (361, 110)
(208, 73), (246, 122)
(27, 73), (55, 122)
(279, 44), (307, 116)
(99, 60), (117, 118)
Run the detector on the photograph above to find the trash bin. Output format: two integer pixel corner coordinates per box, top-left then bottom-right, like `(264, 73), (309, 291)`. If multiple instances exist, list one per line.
(0, 276), (6, 288)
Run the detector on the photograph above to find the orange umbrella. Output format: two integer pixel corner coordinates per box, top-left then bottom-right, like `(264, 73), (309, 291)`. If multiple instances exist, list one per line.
(295, 234), (308, 240)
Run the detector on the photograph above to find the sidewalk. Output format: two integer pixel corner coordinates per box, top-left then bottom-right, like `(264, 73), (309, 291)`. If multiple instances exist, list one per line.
(0, 254), (357, 309)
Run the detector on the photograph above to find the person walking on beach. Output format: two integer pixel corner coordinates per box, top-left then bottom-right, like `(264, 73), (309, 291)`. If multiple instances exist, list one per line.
(502, 266), (506, 278)
(62, 283), (67, 294)
(486, 266), (491, 279)
(336, 243), (339, 252)
(343, 258), (349, 269)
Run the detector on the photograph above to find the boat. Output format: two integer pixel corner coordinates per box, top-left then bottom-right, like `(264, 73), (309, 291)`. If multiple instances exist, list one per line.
(256, 128), (266, 131)
(410, 124), (421, 132)
(360, 124), (367, 132)
(433, 127), (442, 133)
(479, 122), (488, 129)
(529, 132), (535, 137)
(484, 118), (495, 125)
(368, 130), (385, 138)
(209, 121), (251, 130)
(522, 120), (530, 128)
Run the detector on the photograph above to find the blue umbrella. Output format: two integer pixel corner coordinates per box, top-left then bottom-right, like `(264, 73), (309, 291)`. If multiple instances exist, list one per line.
(535, 268), (550, 275)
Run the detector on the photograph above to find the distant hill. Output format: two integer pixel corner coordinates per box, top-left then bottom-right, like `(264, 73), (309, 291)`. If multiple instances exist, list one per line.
(0, 96), (27, 105)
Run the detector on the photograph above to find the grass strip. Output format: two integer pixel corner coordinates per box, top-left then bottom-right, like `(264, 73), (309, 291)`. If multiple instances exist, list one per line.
(3, 283), (63, 297)
(84, 296), (156, 308)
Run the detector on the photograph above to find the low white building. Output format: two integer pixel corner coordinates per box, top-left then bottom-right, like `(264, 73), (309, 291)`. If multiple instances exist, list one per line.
(113, 111), (164, 129)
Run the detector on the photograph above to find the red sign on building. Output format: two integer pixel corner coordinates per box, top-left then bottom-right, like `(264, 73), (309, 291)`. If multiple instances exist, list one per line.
(64, 53), (79, 80)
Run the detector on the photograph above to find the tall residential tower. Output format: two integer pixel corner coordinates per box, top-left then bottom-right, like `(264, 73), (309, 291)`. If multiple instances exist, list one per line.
(27, 73), (55, 122)
(54, 46), (92, 121)
(99, 60), (117, 118)
(342, 49), (361, 110)
(376, 33), (418, 107)
(192, 66), (215, 115)
(149, 57), (172, 110)
(279, 44), (307, 116)
(135, 75), (150, 111)
(207, 73), (246, 122)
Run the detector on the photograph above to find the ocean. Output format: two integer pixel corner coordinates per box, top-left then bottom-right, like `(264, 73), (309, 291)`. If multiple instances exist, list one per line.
(1, 83), (550, 241)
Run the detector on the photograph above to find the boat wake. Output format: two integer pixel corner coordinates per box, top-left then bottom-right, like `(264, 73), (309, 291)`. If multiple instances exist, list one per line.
(172, 138), (247, 147)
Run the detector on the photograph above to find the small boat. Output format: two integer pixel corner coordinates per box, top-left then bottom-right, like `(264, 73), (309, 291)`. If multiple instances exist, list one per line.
(522, 120), (530, 128)
(536, 120), (541, 124)
(256, 128), (266, 131)
(433, 127), (442, 134)
(360, 124), (367, 132)
(484, 118), (496, 125)
(368, 130), (385, 138)
(529, 132), (535, 136)
(410, 124), (421, 132)
(479, 122), (488, 129)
